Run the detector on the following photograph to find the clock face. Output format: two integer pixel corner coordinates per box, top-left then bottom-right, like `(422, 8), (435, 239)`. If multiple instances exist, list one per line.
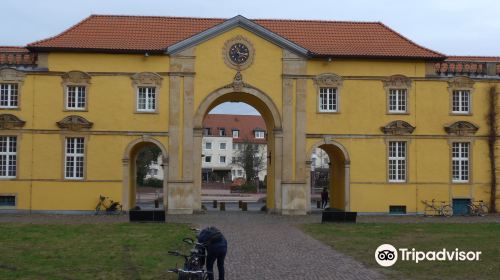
(228, 43), (250, 64)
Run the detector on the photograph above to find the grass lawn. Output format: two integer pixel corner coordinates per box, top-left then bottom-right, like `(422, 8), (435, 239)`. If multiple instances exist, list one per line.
(0, 223), (195, 280)
(300, 223), (500, 280)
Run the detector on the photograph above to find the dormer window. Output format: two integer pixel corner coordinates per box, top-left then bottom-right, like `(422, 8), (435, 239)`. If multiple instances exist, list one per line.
(203, 128), (211, 136)
(255, 130), (265, 139)
(232, 129), (239, 138)
(219, 128), (226, 136)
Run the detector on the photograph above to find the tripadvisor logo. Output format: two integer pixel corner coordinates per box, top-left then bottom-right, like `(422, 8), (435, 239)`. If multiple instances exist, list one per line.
(374, 244), (482, 267)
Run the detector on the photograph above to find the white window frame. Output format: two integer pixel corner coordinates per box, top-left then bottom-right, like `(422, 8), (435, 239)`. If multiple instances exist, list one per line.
(65, 137), (85, 180)
(255, 131), (265, 139)
(0, 136), (17, 178)
(205, 142), (212, 150)
(65, 85), (87, 110)
(220, 156), (226, 163)
(205, 155), (212, 163)
(451, 90), (471, 114)
(452, 142), (470, 183)
(136, 86), (156, 112)
(388, 89), (407, 113)
(0, 84), (19, 109)
(219, 128), (226, 136)
(232, 130), (239, 138)
(318, 87), (338, 112)
(388, 141), (407, 183)
(220, 143), (226, 150)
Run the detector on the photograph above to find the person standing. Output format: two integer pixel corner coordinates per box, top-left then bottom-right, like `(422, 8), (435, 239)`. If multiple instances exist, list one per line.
(321, 187), (329, 209)
(198, 226), (227, 280)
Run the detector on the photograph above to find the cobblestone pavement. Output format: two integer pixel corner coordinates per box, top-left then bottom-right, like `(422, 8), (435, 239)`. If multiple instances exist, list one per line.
(166, 212), (388, 280)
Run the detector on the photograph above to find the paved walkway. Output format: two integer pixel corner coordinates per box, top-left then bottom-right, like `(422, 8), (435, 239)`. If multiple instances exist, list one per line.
(166, 212), (388, 280)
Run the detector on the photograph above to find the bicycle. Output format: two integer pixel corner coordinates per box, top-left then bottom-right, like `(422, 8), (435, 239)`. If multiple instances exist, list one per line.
(467, 200), (489, 216)
(94, 195), (123, 215)
(422, 199), (453, 217)
(168, 229), (209, 280)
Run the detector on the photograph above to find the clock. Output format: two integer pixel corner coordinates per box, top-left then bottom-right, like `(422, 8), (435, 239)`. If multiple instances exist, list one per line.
(229, 43), (250, 64)
(223, 36), (255, 70)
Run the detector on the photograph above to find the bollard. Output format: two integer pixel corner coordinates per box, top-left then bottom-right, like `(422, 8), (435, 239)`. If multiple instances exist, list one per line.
(220, 202), (225, 211)
(317, 200), (321, 209)
(213, 200), (217, 208)
(242, 202), (248, 211)
(238, 200), (243, 209)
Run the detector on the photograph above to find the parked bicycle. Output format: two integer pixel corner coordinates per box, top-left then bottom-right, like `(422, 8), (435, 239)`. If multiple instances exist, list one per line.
(94, 195), (122, 215)
(467, 200), (489, 216)
(422, 199), (453, 217)
(168, 228), (210, 280)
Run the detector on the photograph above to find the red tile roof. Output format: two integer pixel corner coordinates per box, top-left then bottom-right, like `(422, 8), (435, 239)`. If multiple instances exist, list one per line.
(203, 114), (266, 144)
(27, 15), (444, 59)
(0, 46), (37, 65)
(446, 56), (500, 62)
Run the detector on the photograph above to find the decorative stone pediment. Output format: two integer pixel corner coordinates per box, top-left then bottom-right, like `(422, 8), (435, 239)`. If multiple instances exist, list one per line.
(448, 76), (474, 89)
(131, 72), (163, 87)
(444, 121), (479, 136)
(56, 115), (93, 131)
(381, 120), (415, 135)
(221, 71), (258, 92)
(383, 75), (412, 88)
(0, 68), (25, 83)
(313, 73), (343, 88)
(0, 114), (25, 129)
(62, 71), (91, 85)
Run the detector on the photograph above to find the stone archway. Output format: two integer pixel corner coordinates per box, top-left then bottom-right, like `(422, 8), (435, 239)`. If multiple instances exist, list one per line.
(191, 84), (283, 213)
(122, 137), (168, 211)
(307, 139), (350, 211)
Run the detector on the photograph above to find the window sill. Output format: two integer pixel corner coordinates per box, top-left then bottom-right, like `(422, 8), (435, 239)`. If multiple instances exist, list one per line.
(0, 107), (20, 111)
(317, 111), (340, 114)
(386, 112), (410, 115)
(64, 109), (88, 112)
(450, 112), (472, 116)
(135, 110), (158, 114)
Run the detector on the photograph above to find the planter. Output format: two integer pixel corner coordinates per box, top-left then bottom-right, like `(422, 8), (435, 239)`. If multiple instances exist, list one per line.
(129, 210), (165, 222)
(321, 210), (357, 223)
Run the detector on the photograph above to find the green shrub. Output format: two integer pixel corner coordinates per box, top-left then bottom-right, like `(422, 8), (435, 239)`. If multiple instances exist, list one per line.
(143, 178), (163, 188)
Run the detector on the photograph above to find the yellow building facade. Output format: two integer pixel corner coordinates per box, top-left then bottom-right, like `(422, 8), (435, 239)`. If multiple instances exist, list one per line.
(0, 15), (498, 214)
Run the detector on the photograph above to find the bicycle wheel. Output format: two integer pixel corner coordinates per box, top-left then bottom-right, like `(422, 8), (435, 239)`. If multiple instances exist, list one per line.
(95, 203), (102, 215)
(479, 205), (489, 216)
(441, 205), (453, 217)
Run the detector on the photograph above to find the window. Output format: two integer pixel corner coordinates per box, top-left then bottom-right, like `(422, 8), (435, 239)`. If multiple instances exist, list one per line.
(203, 128), (211, 136)
(389, 205), (406, 214)
(452, 142), (470, 183)
(0, 195), (15, 207)
(0, 84), (19, 108)
(137, 87), (156, 112)
(65, 137), (85, 179)
(255, 131), (265, 139)
(66, 86), (86, 110)
(0, 136), (17, 178)
(205, 142), (212, 149)
(452, 90), (470, 114)
(219, 128), (226, 136)
(318, 87), (337, 112)
(205, 156), (212, 163)
(220, 156), (226, 163)
(220, 143), (226, 150)
(237, 170), (243, 176)
(232, 130), (239, 138)
(232, 157), (235, 163)
(388, 141), (406, 182)
(388, 89), (407, 113)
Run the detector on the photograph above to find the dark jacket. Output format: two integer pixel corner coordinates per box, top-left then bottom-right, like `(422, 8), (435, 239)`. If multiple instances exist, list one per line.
(198, 227), (227, 251)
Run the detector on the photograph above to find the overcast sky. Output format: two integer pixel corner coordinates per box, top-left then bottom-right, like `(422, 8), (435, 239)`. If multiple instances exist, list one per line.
(2, 0), (499, 115)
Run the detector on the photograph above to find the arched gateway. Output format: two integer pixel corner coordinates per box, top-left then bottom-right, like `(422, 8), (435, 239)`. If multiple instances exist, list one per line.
(4, 15), (495, 215)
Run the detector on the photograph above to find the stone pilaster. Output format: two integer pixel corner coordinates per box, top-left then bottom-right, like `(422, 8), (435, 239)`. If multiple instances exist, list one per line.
(168, 47), (197, 214)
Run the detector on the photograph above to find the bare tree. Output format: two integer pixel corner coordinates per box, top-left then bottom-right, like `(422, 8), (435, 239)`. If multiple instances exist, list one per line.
(232, 139), (267, 185)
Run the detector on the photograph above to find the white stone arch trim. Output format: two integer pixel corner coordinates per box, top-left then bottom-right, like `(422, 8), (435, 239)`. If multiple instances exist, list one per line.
(307, 138), (351, 211)
(307, 138), (350, 165)
(122, 136), (169, 211)
(193, 84), (282, 130)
